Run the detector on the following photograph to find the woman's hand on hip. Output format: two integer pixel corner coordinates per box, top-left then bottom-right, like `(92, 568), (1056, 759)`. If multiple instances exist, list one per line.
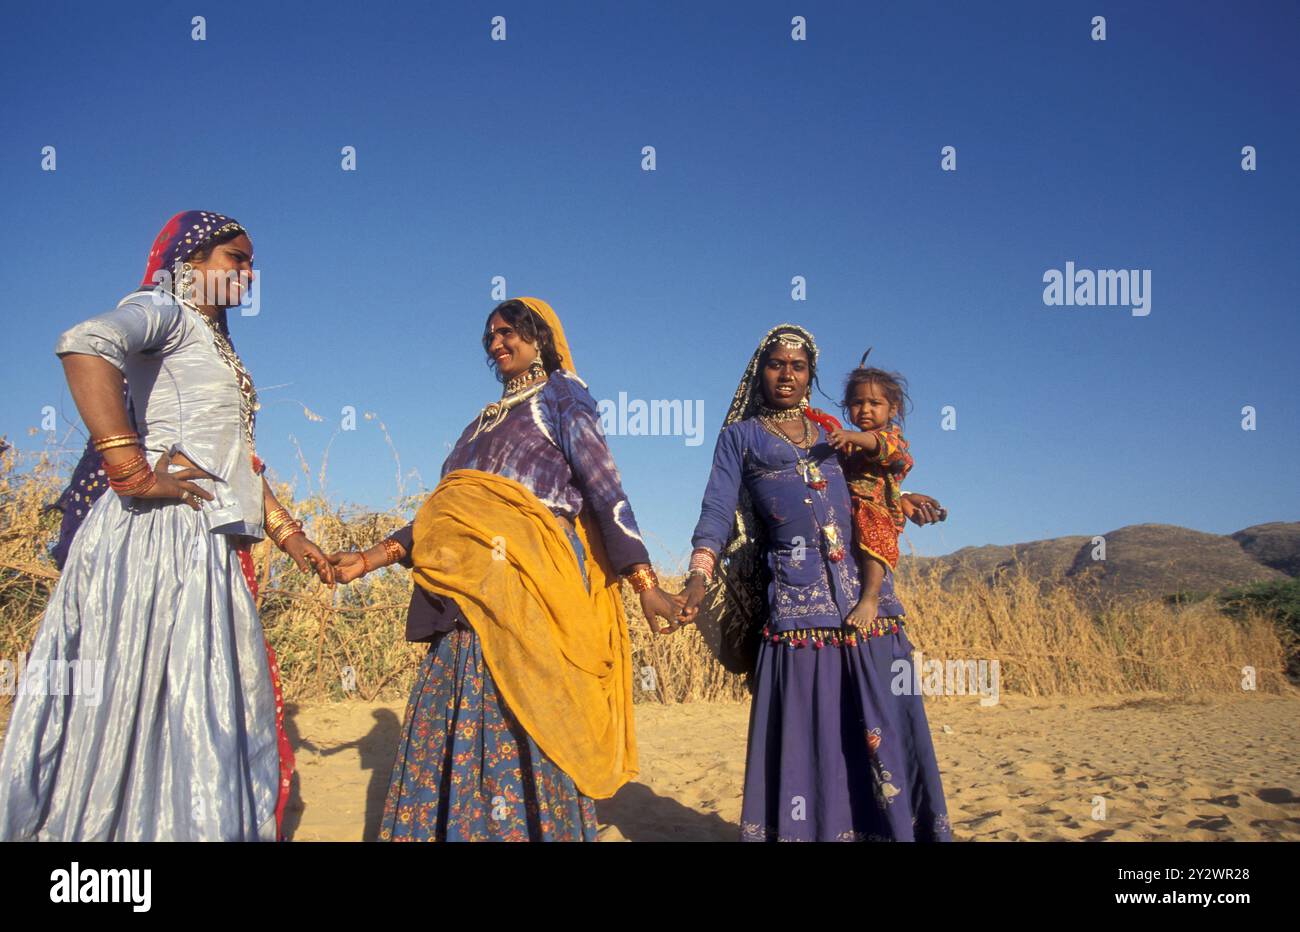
(134, 450), (217, 510)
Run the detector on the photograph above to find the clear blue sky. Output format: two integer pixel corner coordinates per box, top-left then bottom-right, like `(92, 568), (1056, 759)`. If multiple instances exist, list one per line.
(2, 1), (1297, 568)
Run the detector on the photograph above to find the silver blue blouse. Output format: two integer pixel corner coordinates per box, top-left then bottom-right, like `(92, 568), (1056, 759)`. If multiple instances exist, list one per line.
(54, 289), (264, 537)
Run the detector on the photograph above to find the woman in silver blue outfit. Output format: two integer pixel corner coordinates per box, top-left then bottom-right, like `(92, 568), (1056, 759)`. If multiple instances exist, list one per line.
(0, 211), (334, 841)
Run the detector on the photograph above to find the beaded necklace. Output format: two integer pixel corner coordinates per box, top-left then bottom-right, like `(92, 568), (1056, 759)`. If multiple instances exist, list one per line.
(756, 408), (845, 561)
(756, 402), (806, 423)
(470, 365), (550, 440)
(182, 298), (259, 454)
(503, 361), (547, 395)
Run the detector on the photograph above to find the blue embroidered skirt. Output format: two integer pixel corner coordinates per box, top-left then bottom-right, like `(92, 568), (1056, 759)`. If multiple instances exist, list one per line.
(380, 528), (597, 842)
(740, 620), (952, 842)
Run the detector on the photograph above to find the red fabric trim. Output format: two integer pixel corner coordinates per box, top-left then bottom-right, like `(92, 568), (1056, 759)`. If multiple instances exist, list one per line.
(236, 544), (294, 841)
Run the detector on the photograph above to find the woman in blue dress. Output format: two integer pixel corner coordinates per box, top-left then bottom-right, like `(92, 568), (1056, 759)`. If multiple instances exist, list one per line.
(679, 324), (952, 841)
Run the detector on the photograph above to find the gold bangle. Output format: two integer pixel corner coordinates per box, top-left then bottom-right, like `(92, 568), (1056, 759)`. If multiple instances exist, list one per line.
(93, 432), (139, 451)
(625, 566), (658, 594)
(269, 518), (301, 543)
(264, 508), (297, 539)
(264, 513), (292, 536)
(265, 505), (295, 527)
(95, 435), (143, 454)
(382, 538), (404, 566)
(265, 507), (302, 548)
(360, 550), (372, 574)
(270, 522), (303, 551)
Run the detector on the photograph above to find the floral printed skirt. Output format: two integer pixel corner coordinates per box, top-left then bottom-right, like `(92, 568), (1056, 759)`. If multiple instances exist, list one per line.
(380, 525), (597, 842)
(379, 627), (598, 842)
(740, 622), (952, 842)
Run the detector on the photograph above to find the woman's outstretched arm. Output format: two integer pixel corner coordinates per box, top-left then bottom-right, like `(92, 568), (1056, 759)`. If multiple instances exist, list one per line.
(678, 424), (745, 624)
(260, 476), (336, 584)
(327, 523), (409, 583)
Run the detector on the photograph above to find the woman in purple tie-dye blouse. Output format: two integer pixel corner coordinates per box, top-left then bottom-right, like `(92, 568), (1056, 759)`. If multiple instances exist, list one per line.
(327, 298), (681, 841)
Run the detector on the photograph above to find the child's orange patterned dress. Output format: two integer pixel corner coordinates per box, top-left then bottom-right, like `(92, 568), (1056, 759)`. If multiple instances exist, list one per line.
(841, 426), (913, 570)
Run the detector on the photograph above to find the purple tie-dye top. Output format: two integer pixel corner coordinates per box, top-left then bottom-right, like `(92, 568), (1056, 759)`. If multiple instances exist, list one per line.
(390, 369), (650, 640)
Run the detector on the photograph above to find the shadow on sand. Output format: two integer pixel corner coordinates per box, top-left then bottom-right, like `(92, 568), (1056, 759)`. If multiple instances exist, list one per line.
(282, 704), (403, 841)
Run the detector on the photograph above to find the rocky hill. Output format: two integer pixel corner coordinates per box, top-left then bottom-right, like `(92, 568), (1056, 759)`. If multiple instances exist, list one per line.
(904, 522), (1299, 599)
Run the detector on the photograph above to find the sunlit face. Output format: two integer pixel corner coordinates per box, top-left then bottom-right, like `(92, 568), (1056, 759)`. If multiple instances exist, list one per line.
(760, 344), (810, 409)
(845, 380), (897, 431)
(485, 311), (540, 380)
(190, 233), (254, 308)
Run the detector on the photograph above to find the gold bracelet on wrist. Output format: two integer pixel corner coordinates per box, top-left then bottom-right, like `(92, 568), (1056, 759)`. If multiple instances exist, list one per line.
(381, 538), (404, 566)
(93, 432), (140, 452)
(625, 566), (658, 594)
(265, 507), (304, 550)
(360, 549), (372, 574)
(265, 519), (291, 545)
(265, 507), (297, 538)
(271, 524), (304, 551)
(265, 505), (295, 526)
(95, 435), (144, 454)
(107, 456), (150, 487)
(270, 520), (302, 545)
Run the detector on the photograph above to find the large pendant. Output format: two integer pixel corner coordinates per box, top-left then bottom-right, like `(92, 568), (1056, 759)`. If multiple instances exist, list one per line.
(823, 524), (845, 563)
(805, 460), (827, 490)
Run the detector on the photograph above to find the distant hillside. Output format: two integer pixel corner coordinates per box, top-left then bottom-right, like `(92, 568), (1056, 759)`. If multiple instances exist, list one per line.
(1232, 523), (1300, 577)
(903, 522), (1299, 600)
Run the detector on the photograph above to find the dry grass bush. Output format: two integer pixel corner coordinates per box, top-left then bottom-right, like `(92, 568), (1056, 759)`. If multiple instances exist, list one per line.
(1, 437), (1292, 715)
(895, 561), (1294, 698)
(0, 442), (64, 703)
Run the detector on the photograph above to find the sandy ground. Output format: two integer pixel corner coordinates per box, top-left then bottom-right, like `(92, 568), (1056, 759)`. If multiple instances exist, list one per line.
(282, 693), (1300, 842)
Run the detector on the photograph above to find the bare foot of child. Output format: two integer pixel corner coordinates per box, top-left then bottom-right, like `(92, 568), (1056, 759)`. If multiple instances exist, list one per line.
(846, 593), (879, 630)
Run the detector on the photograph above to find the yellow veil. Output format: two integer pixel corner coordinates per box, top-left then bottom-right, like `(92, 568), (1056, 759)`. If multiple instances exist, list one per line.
(409, 297), (637, 798)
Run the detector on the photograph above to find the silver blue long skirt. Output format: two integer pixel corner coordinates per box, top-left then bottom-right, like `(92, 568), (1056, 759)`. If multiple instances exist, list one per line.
(0, 490), (280, 841)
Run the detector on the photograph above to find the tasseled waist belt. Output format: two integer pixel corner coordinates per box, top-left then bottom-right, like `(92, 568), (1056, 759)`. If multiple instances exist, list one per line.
(761, 617), (903, 649)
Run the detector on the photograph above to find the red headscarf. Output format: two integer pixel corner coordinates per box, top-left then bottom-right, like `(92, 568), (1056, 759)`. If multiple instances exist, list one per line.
(140, 210), (247, 289)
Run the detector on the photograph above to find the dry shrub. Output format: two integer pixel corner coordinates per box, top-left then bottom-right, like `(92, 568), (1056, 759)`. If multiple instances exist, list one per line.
(250, 486), (428, 703)
(896, 560), (1293, 698)
(0, 442), (64, 687)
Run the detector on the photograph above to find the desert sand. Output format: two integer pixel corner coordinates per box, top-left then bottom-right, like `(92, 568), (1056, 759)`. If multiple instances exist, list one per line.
(282, 693), (1300, 842)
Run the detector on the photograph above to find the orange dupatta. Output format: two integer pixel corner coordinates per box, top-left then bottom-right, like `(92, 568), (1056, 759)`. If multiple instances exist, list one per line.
(408, 297), (637, 798)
